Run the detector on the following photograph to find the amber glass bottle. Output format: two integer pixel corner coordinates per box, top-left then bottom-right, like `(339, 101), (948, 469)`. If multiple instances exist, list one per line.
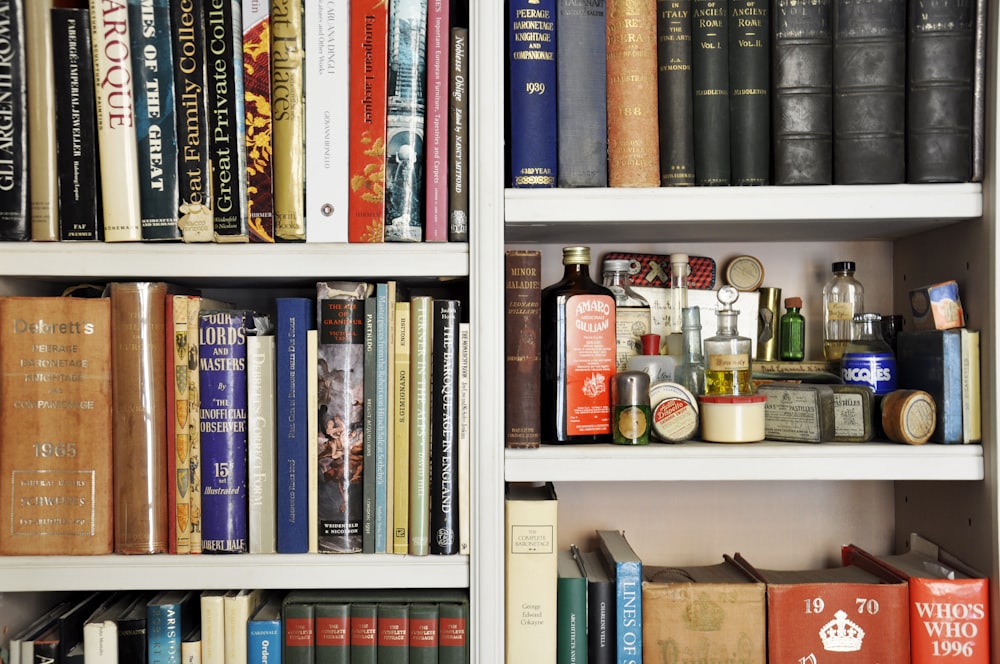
(541, 246), (616, 443)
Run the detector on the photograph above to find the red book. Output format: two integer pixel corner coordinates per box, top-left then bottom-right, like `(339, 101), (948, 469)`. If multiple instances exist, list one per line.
(423, 0), (450, 242)
(348, 0), (389, 243)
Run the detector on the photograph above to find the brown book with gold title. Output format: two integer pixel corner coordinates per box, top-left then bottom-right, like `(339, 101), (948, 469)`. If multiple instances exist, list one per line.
(505, 250), (542, 448)
(0, 295), (113, 555)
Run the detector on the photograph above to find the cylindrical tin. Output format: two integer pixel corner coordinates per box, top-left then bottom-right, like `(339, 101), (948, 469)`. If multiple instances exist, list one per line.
(612, 371), (651, 445)
(756, 287), (782, 362)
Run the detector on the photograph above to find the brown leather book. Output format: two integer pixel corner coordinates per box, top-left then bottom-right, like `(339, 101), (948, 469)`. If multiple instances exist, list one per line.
(504, 250), (542, 448)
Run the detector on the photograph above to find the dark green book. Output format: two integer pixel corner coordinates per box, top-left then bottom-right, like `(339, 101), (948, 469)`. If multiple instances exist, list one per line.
(376, 603), (409, 664)
(282, 601), (315, 664)
(349, 603), (378, 664)
(692, 0), (730, 185)
(439, 601), (470, 664)
(558, 549), (588, 664)
(728, 0), (769, 185)
(315, 602), (349, 664)
(657, 0), (695, 186)
(408, 603), (439, 664)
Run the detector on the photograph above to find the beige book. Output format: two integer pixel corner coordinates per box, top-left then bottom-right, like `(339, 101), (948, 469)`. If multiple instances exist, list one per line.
(200, 590), (228, 664)
(26, 1), (58, 240)
(224, 589), (267, 664)
(962, 329), (982, 443)
(392, 299), (411, 554)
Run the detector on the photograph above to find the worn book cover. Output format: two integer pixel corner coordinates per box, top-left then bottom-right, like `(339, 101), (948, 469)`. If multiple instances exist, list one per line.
(431, 299), (461, 554)
(449, 24), (470, 241)
(0, 296), (112, 555)
(0, 0), (28, 240)
(692, 0), (731, 185)
(508, 0), (557, 188)
(242, 0), (275, 243)
(657, 0), (695, 186)
(27, 0), (59, 241)
(729, 0), (769, 185)
(271, 0), (306, 241)
(166, 295), (192, 554)
(505, 250), (542, 448)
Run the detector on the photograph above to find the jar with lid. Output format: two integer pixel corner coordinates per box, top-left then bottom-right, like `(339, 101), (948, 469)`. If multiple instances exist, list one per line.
(779, 297), (805, 361)
(602, 258), (651, 372)
(703, 286), (753, 395)
(822, 261), (864, 361)
(841, 312), (897, 436)
(541, 246), (617, 443)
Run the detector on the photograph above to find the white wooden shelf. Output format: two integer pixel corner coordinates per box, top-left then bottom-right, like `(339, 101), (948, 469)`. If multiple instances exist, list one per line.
(505, 442), (985, 482)
(0, 554), (469, 592)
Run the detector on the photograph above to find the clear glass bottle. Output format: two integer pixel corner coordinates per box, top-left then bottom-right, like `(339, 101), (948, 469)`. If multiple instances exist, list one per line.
(626, 333), (677, 385)
(602, 258), (651, 372)
(541, 246), (617, 443)
(779, 297), (805, 361)
(666, 253), (690, 359)
(704, 286), (753, 395)
(673, 306), (706, 396)
(822, 261), (864, 361)
(841, 313), (897, 438)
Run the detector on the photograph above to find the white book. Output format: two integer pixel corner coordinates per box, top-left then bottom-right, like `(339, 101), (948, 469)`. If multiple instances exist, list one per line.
(304, 0), (350, 242)
(458, 321), (471, 555)
(200, 590), (228, 664)
(248, 333), (278, 553)
(83, 595), (134, 664)
(224, 589), (266, 664)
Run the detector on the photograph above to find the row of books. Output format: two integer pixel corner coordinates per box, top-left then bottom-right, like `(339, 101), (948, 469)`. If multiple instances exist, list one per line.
(0, 281), (470, 557)
(506, 483), (991, 664)
(1, 0), (470, 244)
(7, 588), (469, 664)
(509, 0), (985, 189)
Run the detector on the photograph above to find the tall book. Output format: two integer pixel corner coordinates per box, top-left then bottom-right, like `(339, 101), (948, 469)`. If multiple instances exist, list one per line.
(597, 529), (643, 664)
(224, 589), (266, 664)
(1, 0), (27, 241)
(832, 0), (906, 183)
(53, 7), (101, 241)
(362, 294), (378, 554)
(275, 297), (313, 552)
(84, 594), (137, 664)
(167, 295), (193, 554)
(962, 329), (981, 443)
(505, 482), (558, 663)
(304, 0), (349, 243)
(109, 282), (175, 554)
(0, 296), (112, 555)
(431, 299), (461, 554)
(438, 601), (469, 664)
(247, 593), (284, 664)
(316, 281), (370, 552)
(200, 590), (227, 664)
(242, 0), (274, 243)
(656, 0), (695, 186)
(117, 593), (151, 664)
(606, 0), (659, 187)
(772, 0), (833, 184)
(198, 309), (250, 552)
(557, 549), (588, 664)
(392, 297), (412, 554)
(408, 603), (439, 664)
(907, 0), (975, 182)
(408, 295), (434, 555)
(508, 0), (557, 188)
(347, 0), (389, 243)
(282, 601), (315, 664)
(270, 0), (306, 241)
(376, 603), (409, 662)
(206, 0), (250, 242)
(457, 321), (471, 555)
(170, 0), (213, 243)
(970, 0), (986, 181)
(89, 0), (142, 241)
(307, 327), (319, 552)
(26, 0), (58, 241)
(248, 327), (277, 553)
(729, 0), (769, 185)
(897, 329), (967, 444)
(315, 602), (350, 664)
(423, 0), (450, 241)
(448, 23), (470, 242)
(384, 0), (429, 240)
(127, 0), (181, 240)
(375, 283), (395, 553)
(556, 0), (607, 187)
(349, 603), (378, 664)
(573, 545), (615, 664)
(504, 250), (542, 448)
(692, 0), (730, 185)
(148, 590), (199, 664)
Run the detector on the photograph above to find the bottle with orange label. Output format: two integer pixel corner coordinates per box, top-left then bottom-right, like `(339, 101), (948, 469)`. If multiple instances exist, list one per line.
(541, 246), (617, 443)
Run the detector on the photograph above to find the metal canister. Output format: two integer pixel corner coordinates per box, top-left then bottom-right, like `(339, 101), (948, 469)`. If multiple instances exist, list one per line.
(756, 287), (782, 361)
(611, 371), (651, 445)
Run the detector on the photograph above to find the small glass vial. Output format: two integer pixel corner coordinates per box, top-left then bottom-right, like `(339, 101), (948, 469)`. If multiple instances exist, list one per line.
(704, 286), (753, 395)
(612, 371), (651, 445)
(626, 333), (677, 385)
(822, 261), (864, 361)
(779, 297), (805, 361)
(673, 306), (706, 396)
(602, 258), (651, 372)
(666, 253), (690, 359)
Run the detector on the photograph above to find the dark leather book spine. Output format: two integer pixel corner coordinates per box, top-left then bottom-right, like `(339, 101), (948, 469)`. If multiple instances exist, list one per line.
(971, 0), (986, 181)
(692, 0), (730, 185)
(508, 0), (557, 187)
(504, 250), (542, 448)
(557, 0), (608, 187)
(657, 0), (695, 186)
(729, 0), (769, 184)
(832, 0), (906, 184)
(907, 0), (975, 183)
(0, 0), (27, 240)
(772, 0), (833, 184)
(430, 299), (461, 554)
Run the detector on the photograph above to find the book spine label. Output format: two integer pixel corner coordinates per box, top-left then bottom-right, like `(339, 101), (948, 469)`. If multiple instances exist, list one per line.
(271, 0), (306, 241)
(657, 0), (695, 186)
(408, 296), (433, 555)
(423, 0), (450, 242)
(504, 250), (542, 448)
(198, 309), (249, 552)
(728, 0), (769, 185)
(508, 0), (557, 188)
(275, 298), (311, 552)
(430, 299), (461, 554)
(448, 26), (470, 240)
(0, 0), (28, 240)
(692, 0), (731, 184)
(242, 0), (274, 242)
(392, 300), (411, 554)
(26, 1), (58, 241)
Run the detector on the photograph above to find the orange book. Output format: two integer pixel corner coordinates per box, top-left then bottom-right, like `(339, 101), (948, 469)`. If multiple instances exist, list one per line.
(348, 0), (389, 242)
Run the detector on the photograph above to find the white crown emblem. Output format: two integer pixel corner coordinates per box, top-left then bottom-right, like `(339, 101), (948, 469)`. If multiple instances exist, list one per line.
(819, 610), (865, 652)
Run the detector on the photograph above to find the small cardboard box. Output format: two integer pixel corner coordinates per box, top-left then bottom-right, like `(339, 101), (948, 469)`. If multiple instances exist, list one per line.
(909, 280), (965, 330)
(642, 559), (766, 664)
(731, 553), (910, 663)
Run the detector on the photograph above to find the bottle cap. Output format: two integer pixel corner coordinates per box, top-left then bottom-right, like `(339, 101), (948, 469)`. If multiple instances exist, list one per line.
(641, 334), (661, 355)
(563, 246), (591, 264)
(602, 259), (631, 274)
(784, 297), (802, 308)
(853, 312), (882, 322)
(612, 371), (651, 406)
(832, 261), (856, 272)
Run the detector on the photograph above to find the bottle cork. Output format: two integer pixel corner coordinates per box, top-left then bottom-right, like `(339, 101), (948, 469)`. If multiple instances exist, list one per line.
(881, 389), (936, 445)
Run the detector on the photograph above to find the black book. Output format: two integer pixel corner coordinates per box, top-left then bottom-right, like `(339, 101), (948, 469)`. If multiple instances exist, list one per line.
(692, 0), (730, 185)
(657, 0), (695, 186)
(728, 0), (769, 185)
(430, 298), (461, 554)
(907, 0), (975, 183)
(0, 0), (28, 241)
(117, 593), (152, 664)
(52, 6), (103, 241)
(771, 0), (833, 184)
(832, 0), (906, 183)
(572, 545), (615, 664)
(363, 292), (377, 554)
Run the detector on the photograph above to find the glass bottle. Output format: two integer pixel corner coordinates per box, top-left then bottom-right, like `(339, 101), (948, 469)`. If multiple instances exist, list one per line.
(822, 261), (864, 361)
(673, 306), (706, 396)
(703, 286), (753, 395)
(841, 313), (897, 437)
(666, 253), (690, 359)
(602, 258), (651, 372)
(541, 246), (617, 443)
(626, 333), (677, 385)
(779, 297), (805, 361)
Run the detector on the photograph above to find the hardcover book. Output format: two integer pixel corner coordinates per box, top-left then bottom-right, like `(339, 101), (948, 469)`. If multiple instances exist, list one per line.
(26, 0), (59, 241)
(375, 283), (395, 553)
(282, 601), (315, 664)
(573, 546), (615, 664)
(242, 0), (274, 243)
(350, 603), (378, 664)
(557, 549), (588, 664)
(377, 603), (409, 662)
(0, 0), (27, 241)
(692, 0), (731, 185)
(247, 328), (277, 553)
(504, 250), (542, 448)
(127, 0), (181, 241)
(0, 296), (113, 555)
(508, 0), (557, 188)
(729, 0), (769, 185)
(248, 594), (285, 664)
(118, 593), (151, 664)
(83, 594), (137, 664)
(408, 296), (434, 555)
(458, 321), (471, 555)
(392, 298), (412, 554)
(384, 0), (429, 241)
(408, 603), (439, 664)
(316, 281), (370, 552)
(148, 590), (199, 664)
(224, 589), (266, 663)
(597, 529), (643, 664)
(315, 602), (350, 663)
(438, 601), (470, 664)
(11, 599), (75, 664)
(896, 329), (970, 444)
(271, 0), (306, 241)
(657, 0), (695, 186)
(167, 295), (193, 554)
(363, 294), (377, 553)
(449, 24), (470, 241)
(606, 0), (660, 187)
(200, 590), (227, 664)
(423, 0), (451, 241)
(52, 7), (103, 241)
(431, 299), (461, 554)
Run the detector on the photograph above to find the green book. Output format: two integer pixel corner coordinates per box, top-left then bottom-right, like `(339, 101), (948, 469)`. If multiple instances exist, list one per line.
(408, 603), (439, 664)
(282, 601), (315, 664)
(408, 295), (434, 555)
(376, 603), (409, 664)
(315, 602), (349, 664)
(558, 549), (588, 664)
(438, 601), (470, 664)
(349, 603), (378, 664)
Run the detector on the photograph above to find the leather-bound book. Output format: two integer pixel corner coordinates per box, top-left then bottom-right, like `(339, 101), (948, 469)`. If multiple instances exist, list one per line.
(504, 250), (542, 448)
(729, 0), (769, 185)
(657, 0), (696, 186)
(692, 0), (730, 185)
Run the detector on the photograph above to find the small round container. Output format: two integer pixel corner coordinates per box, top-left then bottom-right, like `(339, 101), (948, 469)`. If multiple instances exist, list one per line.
(724, 255), (765, 292)
(881, 389), (936, 445)
(649, 382), (699, 442)
(698, 394), (767, 443)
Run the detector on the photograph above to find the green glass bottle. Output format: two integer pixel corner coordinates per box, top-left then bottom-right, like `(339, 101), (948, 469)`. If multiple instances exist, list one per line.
(779, 297), (805, 361)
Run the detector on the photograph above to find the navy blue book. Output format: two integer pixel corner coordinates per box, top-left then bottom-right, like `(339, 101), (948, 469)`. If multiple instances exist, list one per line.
(198, 309), (250, 552)
(897, 329), (965, 444)
(147, 590), (199, 664)
(430, 299), (461, 554)
(275, 297), (312, 553)
(508, 0), (557, 187)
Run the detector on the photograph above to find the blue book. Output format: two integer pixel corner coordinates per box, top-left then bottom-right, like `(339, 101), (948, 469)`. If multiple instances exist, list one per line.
(596, 529), (642, 664)
(275, 297), (312, 553)
(198, 309), (250, 553)
(147, 590), (198, 664)
(509, 0), (557, 187)
(897, 329), (965, 443)
(375, 283), (391, 553)
(247, 593), (284, 664)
